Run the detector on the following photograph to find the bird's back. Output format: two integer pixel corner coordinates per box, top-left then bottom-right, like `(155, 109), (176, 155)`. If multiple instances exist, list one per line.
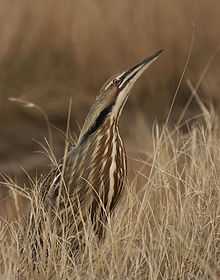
(25, 50), (162, 262)
(45, 117), (127, 239)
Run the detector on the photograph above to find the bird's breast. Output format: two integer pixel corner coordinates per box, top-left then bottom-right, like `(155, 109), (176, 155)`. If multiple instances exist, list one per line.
(65, 118), (127, 212)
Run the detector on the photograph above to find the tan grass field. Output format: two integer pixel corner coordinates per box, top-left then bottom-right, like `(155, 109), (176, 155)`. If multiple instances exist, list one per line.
(0, 0), (220, 177)
(1, 119), (220, 279)
(0, 1), (220, 279)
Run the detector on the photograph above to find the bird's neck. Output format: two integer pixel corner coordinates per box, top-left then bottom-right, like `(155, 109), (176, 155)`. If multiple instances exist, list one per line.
(88, 116), (118, 145)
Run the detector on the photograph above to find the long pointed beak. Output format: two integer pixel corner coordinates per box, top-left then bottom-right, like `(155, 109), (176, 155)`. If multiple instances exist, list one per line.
(118, 49), (163, 89)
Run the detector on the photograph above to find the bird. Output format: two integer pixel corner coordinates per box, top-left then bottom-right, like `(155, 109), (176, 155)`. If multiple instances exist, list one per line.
(39, 50), (163, 250)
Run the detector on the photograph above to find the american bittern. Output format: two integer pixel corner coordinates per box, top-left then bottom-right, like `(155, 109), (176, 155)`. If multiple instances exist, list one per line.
(44, 50), (163, 244)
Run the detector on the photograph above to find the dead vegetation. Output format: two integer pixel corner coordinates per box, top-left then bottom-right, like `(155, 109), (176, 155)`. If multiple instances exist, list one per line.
(0, 0), (220, 177)
(0, 1), (220, 279)
(1, 113), (220, 279)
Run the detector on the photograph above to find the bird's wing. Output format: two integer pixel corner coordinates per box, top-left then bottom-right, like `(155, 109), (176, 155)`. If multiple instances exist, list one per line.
(42, 146), (78, 206)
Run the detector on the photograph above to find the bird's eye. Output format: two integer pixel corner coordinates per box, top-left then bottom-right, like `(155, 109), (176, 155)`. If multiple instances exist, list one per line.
(112, 79), (120, 86)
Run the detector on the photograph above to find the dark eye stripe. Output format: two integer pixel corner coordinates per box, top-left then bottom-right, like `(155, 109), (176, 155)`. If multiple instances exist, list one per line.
(113, 79), (121, 86)
(104, 73), (124, 91)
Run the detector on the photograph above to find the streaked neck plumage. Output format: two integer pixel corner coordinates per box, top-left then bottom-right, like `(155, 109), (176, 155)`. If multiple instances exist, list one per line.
(57, 50), (163, 238)
(77, 50), (163, 146)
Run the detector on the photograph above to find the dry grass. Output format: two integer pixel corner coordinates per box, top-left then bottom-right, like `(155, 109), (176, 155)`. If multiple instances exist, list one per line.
(0, 114), (220, 279)
(0, 1), (220, 279)
(0, 0), (220, 178)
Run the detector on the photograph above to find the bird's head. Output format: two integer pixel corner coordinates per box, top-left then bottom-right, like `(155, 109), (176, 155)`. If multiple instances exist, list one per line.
(78, 50), (163, 144)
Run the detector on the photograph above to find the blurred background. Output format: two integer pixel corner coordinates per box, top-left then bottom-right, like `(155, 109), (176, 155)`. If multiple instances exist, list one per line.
(0, 0), (220, 185)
